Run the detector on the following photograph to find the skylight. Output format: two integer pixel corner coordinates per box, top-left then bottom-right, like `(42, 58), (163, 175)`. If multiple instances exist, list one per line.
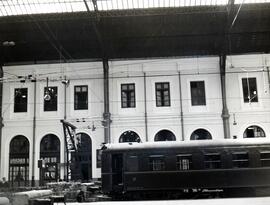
(0, 0), (270, 17)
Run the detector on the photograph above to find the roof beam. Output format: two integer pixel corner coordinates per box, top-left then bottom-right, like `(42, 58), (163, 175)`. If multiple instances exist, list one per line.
(83, 0), (107, 59)
(92, 0), (99, 12)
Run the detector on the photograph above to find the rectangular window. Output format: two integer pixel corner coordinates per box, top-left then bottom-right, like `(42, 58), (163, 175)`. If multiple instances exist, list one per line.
(242, 78), (258, 103)
(155, 82), (170, 107)
(190, 81), (206, 106)
(14, 88), (28, 112)
(204, 153), (221, 169)
(260, 151), (270, 167)
(121, 83), (135, 108)
(96, 149), (102, 168)
(74, 85), (88, 110)
(232, 152), (249, 168)
(177, 154), (192, 170)
(127, 156), (139, 172)
(44, 87), (58, 111)
(149, 155), (165, 171)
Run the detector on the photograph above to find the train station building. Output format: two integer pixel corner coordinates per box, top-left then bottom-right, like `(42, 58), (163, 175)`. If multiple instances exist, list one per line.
(0, 0), (270, 186)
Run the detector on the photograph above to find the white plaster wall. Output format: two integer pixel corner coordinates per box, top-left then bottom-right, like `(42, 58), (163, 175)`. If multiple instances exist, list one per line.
(1, 122), (33, 180)
(109, 57), (224, 142)
(1, 62), (104, 180)
(226, 54), (270, 139)
(2, 54), (270, 182)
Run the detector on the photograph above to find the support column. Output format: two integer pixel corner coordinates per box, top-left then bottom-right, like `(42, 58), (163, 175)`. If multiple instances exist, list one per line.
(267, 67), (270, 91)
(220, 55), (231, 139)
(32, 79), (37, 186)
(103, 59), (111, 143)
(64, 76), (67, 120)
(178, 71), (185, 141)
(0, 65), (3, 174)
(143, 72), (148, 142)
(63, 76), (67, 181)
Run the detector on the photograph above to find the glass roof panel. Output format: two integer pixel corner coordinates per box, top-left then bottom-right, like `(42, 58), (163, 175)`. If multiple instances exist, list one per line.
(235, 0), (270, 3)
(0, 0), (270, 17)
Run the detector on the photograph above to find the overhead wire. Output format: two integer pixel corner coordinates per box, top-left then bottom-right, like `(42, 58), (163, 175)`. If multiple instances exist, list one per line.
(0, 67), (269, 83)
(230, 0), (245, 30)
(18, 2), (104, 104)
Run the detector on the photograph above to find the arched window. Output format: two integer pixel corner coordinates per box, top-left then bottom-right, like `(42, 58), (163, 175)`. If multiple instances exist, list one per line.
(154, 130), (176, 141)
(75, 133), (92, 181)
(190, 129), (212, 140)
(119, 131), (141, 143)
(40, 134), (60, 183)
(9, 135), (29, 187)
(244, 126), (266, 138)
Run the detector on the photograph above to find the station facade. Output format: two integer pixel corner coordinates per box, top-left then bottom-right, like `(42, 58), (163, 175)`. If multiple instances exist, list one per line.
(1, 53), (270, 185)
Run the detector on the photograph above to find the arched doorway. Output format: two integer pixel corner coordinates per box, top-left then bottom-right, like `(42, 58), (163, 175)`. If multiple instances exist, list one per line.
(154, 130), (176, 141)
(243, 126), (266, 138)
(75, 133), (92, 181)
(9, 135), (29, 187)
(190, 129), (212, 140)
(40, 134), (60, 184)
(119, 131), (141, 143)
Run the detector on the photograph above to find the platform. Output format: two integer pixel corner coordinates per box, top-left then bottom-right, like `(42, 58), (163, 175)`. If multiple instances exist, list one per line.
(65, 197), (270, 205)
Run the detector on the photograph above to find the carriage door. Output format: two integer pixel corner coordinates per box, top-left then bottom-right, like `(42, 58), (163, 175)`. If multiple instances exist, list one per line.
(112, 154), (123, 187)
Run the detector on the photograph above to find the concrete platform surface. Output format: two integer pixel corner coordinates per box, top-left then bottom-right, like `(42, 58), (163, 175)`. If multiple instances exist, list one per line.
(65, 197), (270, 205)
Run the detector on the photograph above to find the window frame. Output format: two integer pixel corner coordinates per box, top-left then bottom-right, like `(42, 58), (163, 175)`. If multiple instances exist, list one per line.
(176, 154), (192, 171)
(96, 149), (102, 168)
(127, 155), (139, 172)
(44, 86), (58, 112)
(244, 125), (266, 138)
(155, 82), (171, 107)
(149, 155), (165, 171)
(9, 135), (30, 187)
(14, 88), (28, 113)
(242, 77), (258, 103)
(204, 153), (221, 169)
(74, 85), (88, 110)
(232, 151), (249, 168)
(190, 81), (206, 106)
(121, 83), (136, 108)
(260, 151), (270, 167)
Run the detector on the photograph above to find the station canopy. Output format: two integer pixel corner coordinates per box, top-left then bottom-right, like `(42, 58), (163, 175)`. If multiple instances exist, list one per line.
(1, 0), (270, 17)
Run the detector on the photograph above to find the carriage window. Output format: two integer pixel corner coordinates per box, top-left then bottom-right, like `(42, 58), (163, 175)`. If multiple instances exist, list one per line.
(96, 149), (102, 168)
(149, 155), (165, 171)
(260, 151), (270, 167)
(204, 153), (221, 169)
(127, 156), (139, 172)
(177, 154), (192, 170)
(232, 152), (249, 168)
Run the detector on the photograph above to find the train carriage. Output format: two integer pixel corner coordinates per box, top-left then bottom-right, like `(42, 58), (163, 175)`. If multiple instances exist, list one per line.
(101, 139), (270, 198)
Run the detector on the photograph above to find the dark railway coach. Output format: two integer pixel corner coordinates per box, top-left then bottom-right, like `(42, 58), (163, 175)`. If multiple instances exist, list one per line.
(101, 140), (270, 196)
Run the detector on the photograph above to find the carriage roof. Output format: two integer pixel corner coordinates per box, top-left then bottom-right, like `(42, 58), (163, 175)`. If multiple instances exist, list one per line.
(103, 139), (270, 151)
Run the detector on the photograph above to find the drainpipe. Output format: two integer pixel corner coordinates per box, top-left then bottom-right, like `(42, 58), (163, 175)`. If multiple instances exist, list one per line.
(103, 59), (111, 143)
(267, 67), (270, 91)
(32, 79), (37, 186)
(143, 72), (148, 142)
(178, 71), (185, 141)
(63, 76), (67, 181)
(0, 65), (3, 174)
(64, 76), (67, 120)
(220, 55), (231, 139)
